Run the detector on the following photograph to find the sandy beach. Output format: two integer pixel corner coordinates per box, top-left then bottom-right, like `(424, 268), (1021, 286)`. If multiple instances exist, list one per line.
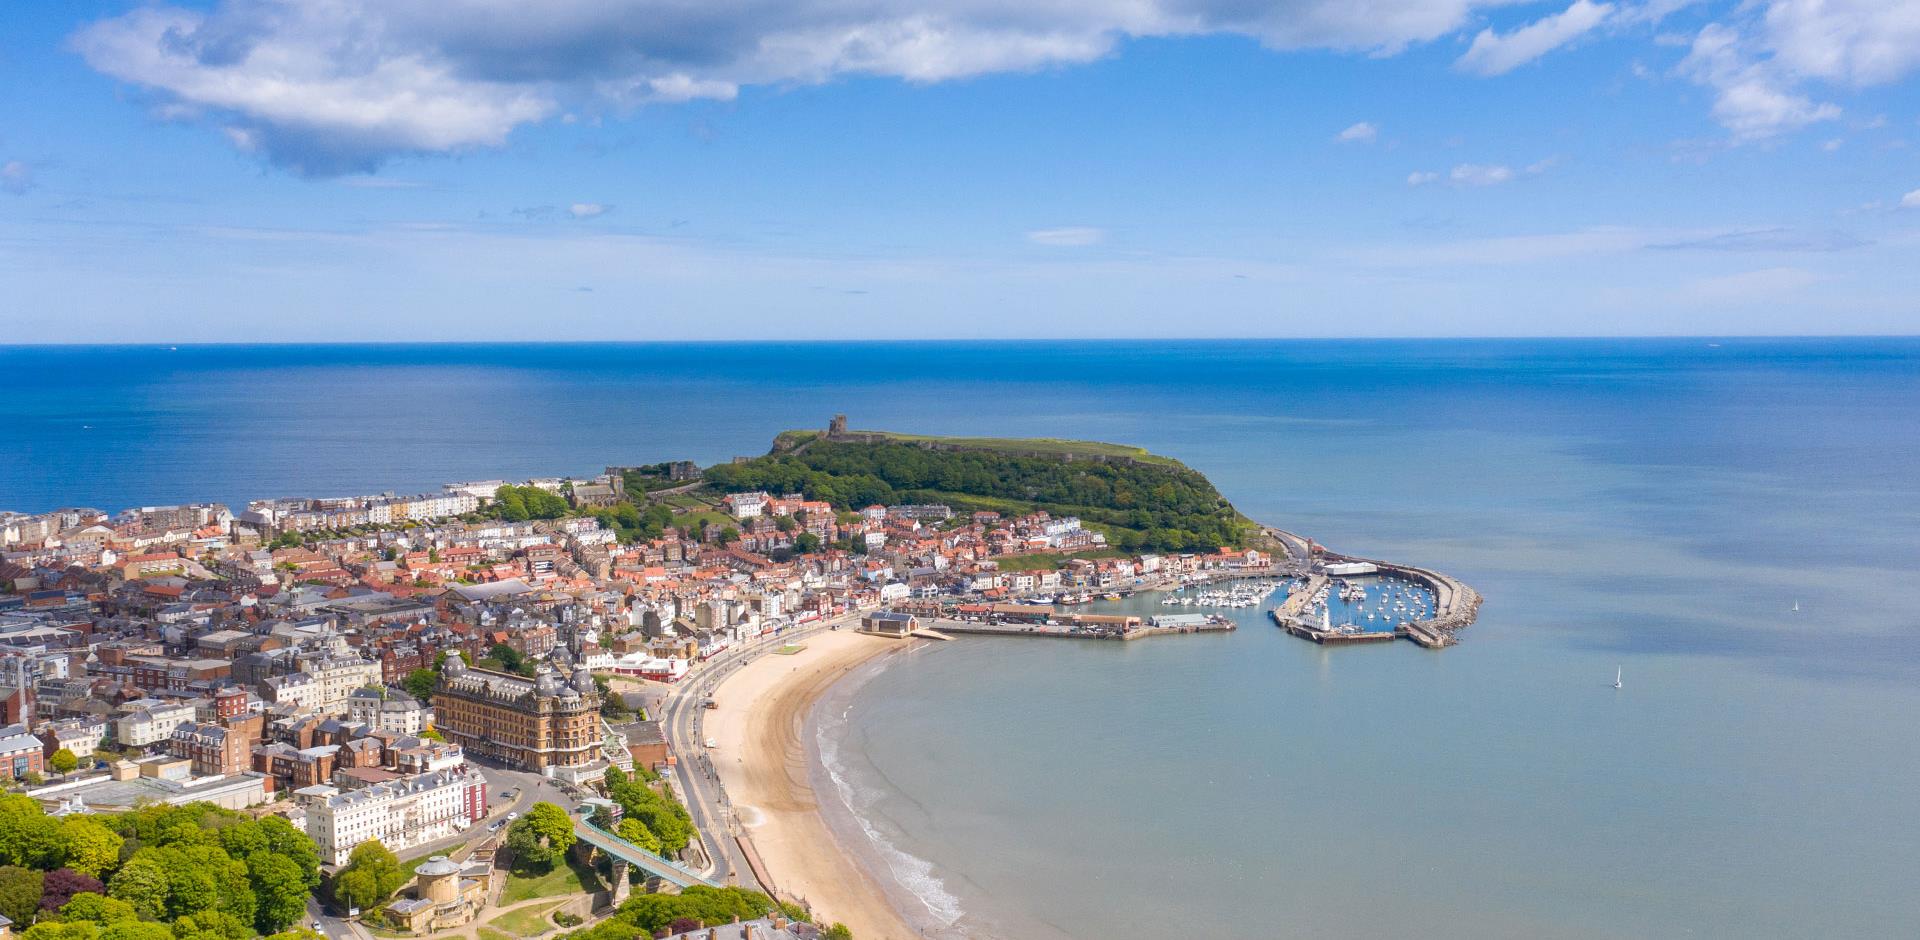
(706, 630), (924, 939)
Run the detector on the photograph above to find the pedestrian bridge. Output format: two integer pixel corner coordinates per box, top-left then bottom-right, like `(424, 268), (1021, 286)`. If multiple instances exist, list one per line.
(572, 811), (720, 892)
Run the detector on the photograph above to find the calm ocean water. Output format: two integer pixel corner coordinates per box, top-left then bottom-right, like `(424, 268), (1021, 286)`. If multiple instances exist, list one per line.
(6, 339), (1919, 936)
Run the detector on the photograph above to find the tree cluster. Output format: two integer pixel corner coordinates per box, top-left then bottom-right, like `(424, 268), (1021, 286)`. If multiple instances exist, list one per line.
(588, 502), (676, 543)
(505, 804), (576, 874)
(0, 797), (320, 940)
(703, 440), (1245, 552)
(492, 485), (569, 522)
(557, 886), (811, 940)
(600, 769), (693, 857)
(330, 842), (406, 913)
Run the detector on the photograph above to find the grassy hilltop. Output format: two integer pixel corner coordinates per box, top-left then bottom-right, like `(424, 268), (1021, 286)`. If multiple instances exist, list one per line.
(707, 429), (1256, 554)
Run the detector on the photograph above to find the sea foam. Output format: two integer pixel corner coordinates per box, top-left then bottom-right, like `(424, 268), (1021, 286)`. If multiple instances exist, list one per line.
(816, 697), (966, 929)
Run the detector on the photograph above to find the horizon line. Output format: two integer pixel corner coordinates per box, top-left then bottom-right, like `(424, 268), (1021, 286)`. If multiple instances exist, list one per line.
(5, 334), (1920, 349)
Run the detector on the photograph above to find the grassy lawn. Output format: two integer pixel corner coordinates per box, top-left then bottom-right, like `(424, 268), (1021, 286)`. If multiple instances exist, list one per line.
(478, 928), (517, 940)
(499, 858), (602, 905)
(669, 509), (732, 531)
(852, 431), (1182, 466)
(487, 901), (567, 937)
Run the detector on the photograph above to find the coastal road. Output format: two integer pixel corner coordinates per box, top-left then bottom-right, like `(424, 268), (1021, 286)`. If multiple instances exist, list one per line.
(659, 609), (868, 891)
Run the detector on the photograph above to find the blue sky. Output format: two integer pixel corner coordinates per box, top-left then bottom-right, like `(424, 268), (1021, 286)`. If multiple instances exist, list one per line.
(2, 0), (1917, 341)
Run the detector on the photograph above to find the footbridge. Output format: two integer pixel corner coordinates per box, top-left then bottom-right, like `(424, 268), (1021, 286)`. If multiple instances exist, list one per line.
(571, 805), (720, 903)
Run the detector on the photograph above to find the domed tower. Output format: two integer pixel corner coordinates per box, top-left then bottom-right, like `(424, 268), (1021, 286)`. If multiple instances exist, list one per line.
(415, 856), (460, 905)
(571, 666), (596, 695)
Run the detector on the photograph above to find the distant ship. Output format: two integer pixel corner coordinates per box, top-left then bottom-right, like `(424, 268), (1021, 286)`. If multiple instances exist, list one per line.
(1614, 667), (1623, 690)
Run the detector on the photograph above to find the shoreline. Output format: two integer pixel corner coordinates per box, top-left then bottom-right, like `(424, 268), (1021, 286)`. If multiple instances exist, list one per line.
(704, 629), (931, 939)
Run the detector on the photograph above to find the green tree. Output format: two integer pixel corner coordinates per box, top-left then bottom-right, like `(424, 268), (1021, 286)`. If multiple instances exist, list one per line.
(105, 855), (169, 920)
(98, 923), (171, 940)
(792, 532), (821, 554)
(505, 803), (575, 873)
(401, 668), (439, 701)
(601, 886), (784, 935)
(23, 923), (99, 940)
(255, 816), (320, 889)
(0, 866), (44, 926)
(0, 795), (62, 869)
(605, 781), (694, 856)
(489, 644), (525, 674)
(245, 853), (305, 934)
(331, 841), (406, 913)
(60, 893), (138, 925)
(47, 750), (78, 775)
(613, 819), (660, 855)
(823, 925), (854, 940)
(57, 817), (123, 881)
(172, 910), (251, 940)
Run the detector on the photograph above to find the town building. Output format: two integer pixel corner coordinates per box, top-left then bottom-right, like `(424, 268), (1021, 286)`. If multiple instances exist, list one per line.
(297, 767), (488, 865)
(385, 855), (490, 934)
(114, 699), (198, 748)
(431, 659), (603, 776)
(0, 725), (44, 780)
(348, 686), (433, 735)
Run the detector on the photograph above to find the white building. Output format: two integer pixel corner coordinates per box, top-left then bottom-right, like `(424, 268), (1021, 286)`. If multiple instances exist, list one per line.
(347, 687), (434, 735)
(299, 768), (488, 865)
(268, 654), (382, 716)
(723, 492), (770, 520)
(114, 699), (198, 748)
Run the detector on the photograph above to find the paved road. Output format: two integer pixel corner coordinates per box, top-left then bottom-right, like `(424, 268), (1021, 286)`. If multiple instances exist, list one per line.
(306, 613), (865, 934)
(659, 609), (868, 890)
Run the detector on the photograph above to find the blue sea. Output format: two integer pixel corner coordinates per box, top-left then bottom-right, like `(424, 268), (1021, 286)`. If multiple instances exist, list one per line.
(5, 339), (1919, 937)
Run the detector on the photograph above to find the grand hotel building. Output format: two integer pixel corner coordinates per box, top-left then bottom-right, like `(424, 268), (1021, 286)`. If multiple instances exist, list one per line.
(431, 658), (603, 774)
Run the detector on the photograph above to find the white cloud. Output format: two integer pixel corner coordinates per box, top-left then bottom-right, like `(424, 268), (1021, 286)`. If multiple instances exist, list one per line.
(1677, 1), (1920, 143)
(0, 161), (31, 195)
(1900, 188), (1920, 209)
(1456, 0), (1614, 76)
(569, 202), (611, 219)
(71, 0), (1920, 171)
(1027, 226), (1106, 246)
(1407, 158), (1558, 187)
(1450, 163), (1515, 186)
(1761, 0), (1920, 87)
(70, 0), (1518, 173)
(1679, 22), (1840, 140)
(1336, 121), (1378, 142)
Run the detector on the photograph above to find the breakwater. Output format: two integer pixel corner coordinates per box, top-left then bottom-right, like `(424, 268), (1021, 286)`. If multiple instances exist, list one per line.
(1259, 526), (1481, 649)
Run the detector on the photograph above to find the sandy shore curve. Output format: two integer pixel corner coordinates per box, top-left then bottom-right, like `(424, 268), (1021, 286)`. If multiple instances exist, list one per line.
(705, 630), (924, 939)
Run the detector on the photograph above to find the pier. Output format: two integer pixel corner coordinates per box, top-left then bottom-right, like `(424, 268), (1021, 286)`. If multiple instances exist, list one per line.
(1268, 609), (1397, 645)
(922, 617), (1235, 641)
